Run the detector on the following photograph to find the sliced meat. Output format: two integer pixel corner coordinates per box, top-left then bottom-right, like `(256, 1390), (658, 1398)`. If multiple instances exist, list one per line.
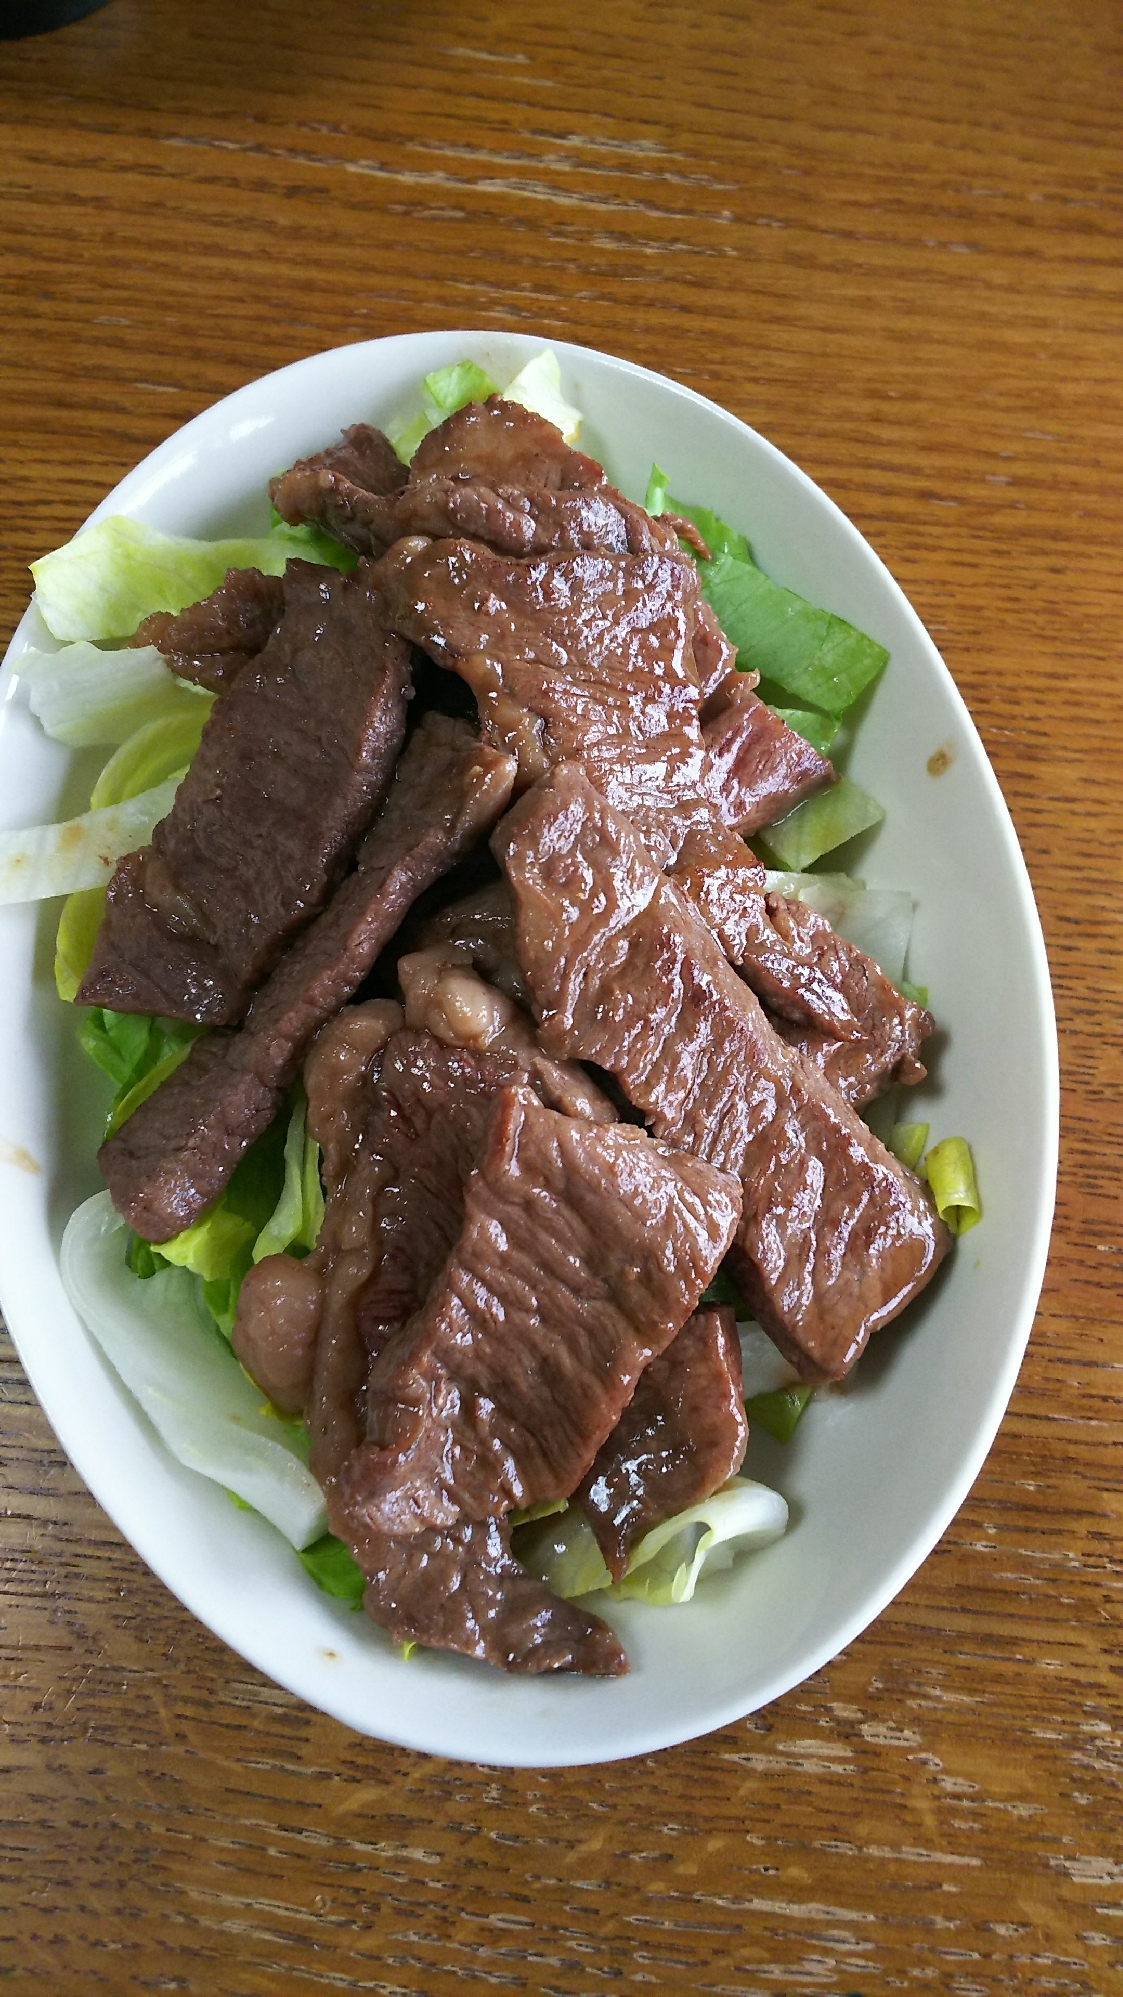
(78, 560), (412, 1025)
(337, 1083), (742, 1538)
(410, 395), (610, 490)
(693, 599), (740, 700)
(404, 878), (528, 1007)
(268, 423), (408, 546)
(131, 569), (285, 693)
(702, 673), (834, 834)
(397, 948), (614, 1123)
(578, 1304), (748, 1582)
(99, 719), (516, 1242)
(297, 1011), (629, 1679)
(375, 538), (710, 866)
(231, 1256), (324, 1418)
(349, 1513), (627, 1677)
(765, 893), (932, 1104)
(670, 821), (862, 1039)
(497, 765), (949, 1381)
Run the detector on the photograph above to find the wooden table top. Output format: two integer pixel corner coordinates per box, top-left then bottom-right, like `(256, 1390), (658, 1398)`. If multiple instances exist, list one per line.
(2, 1), (1120, 1989)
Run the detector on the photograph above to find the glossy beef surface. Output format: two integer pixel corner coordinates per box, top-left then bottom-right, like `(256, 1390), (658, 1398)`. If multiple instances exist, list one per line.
(498, 765), (948, 1380)
(132, 568), (285, 692)
(338, 1083), (741, 1536)
(99, 719), (515, 1241)
(79, 559), (411, 1024)
(701, 674), (834, 833)
(579, 1303), (748, 1581)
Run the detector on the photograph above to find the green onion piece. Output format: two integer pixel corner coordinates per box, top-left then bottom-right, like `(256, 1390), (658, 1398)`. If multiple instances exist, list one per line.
(699, 550), (888, 715)
(925, 1136), (982, 1234)
(758, 775), (885, 870)
(769, 706), (840, 757)
(745, 1382), (814, 1443)
(298, 1533), (365, 1608)
(888, 1121), (930, 1171)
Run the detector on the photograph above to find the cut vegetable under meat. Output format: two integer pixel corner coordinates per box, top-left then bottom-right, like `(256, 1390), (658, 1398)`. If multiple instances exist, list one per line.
(497, 764), (949, 1380)
(337, 1083), (742, 1537)
(578, 1303), (748, 1582)
(99, 717), (516, 1242)
(78, 559), (412, 1024)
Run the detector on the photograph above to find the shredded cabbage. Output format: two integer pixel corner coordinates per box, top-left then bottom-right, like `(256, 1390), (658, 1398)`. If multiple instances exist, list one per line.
(15, 640), (211, 747)
(519, 1478), (788, 1607)
(60, 1193), (327, 1549)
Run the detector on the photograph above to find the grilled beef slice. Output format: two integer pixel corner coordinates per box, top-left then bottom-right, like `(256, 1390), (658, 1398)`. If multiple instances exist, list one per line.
(287, 1010), (628, 1676)
(578, 1304), (748, 1582)
(99, 718), (516, 1242)
(79, 560), (411, 1025)
(765, 893), (932, 1104)
(268, 422), (408, 548)
(336, 1083), (742, 1538)
(497, 765), (949, 1381)
(375, 538), (711, 864)
(701, 672), (834, 834)
(131, 568), (285, 693)
(405, 878), (529, 1006)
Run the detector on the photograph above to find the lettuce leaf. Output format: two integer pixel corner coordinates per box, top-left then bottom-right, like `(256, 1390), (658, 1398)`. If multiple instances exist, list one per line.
(756, 775), (885, 871)
(0, 776), (181, 906)
(388, 359), (498, 463)
(699, 550), (888, 716)
(16, 640), (212, 749)
(78, 1010), (202, 1136)
(299, 1533), (365, 1607)
(251, 1085), (325, 1263)
(746, 1382), (814, 1444)
(518, 1478), (788, 1606)
(61, 1192), (327, 1548)
(502, 351), (582, 443)
(32, 516), (353, 644)
(769, 706), (840, 757)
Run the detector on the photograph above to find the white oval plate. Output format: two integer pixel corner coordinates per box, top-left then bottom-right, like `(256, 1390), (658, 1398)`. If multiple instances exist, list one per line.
(0, 333), (1058, 1767)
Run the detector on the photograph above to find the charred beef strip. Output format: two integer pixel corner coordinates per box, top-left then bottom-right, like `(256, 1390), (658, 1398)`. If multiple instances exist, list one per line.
(267, 422), (408, 548)
(78, 560), (412, 1025)
(577, 1304), (748, 1582)
(497, 765), (949, 1381)
(131, 569), (286, 693)
(274, 1008), (627, 1677)
(701, 671), (834, 835)
(99, 717), (516, 1243)
(337, 1083), (742, 1538)
(375, 537), (711, 865)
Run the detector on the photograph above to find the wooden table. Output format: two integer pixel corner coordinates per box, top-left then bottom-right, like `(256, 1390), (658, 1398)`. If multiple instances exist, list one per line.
(2, 1), (1120, 1989)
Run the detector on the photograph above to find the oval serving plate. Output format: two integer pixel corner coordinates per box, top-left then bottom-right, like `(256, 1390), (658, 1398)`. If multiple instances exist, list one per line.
(0, 332), (1058, 1767)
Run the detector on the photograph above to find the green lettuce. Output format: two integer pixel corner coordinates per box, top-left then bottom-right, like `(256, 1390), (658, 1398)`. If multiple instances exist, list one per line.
(769, 706), (840, 757)
(32, 515), (354, 644)
(518, 1478), (788, 1607)
(17, 639), (211, 748)
(0, 776), (181, 907)
(299, 1534), (366, 1608)
(757, 775), (885, 871)
(388, 359), (498, 463)
(746, 1382), (814, 1444)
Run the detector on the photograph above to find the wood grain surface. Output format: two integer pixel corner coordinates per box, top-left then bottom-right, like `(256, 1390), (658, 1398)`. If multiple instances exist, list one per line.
(1, 1), (1121, 1990)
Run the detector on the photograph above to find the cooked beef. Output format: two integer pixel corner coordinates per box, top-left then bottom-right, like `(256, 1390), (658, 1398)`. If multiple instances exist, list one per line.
(701, 673), (834, 834)
(296, 1009), (629, 1678)
(131, 569), (285, 693)
(669, 821), (862, 1038)
(336, 1083), (742, 1537)
(765, 893), (932, 1104)
(693, 600), (739, 700)
(231, 1256), (324, 1417)
(375, 538), (710, 866)
(99, 719), (516, 1242)
(349, 1512), (627, 1676)
(268, 423), (408, 546)
(398, 948), (614, 1123)
(497, 765), (949, 1381)
(78, 560), (412, 1025)
(405, 878), (528, 1006)
(578, 1304), (748, 1582)
(411, 396), (609, 490)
